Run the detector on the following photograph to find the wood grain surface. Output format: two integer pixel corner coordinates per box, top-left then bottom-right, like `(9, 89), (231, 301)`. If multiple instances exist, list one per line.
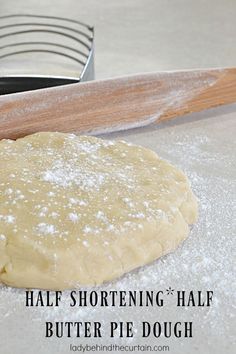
(0, 68), (236, 140)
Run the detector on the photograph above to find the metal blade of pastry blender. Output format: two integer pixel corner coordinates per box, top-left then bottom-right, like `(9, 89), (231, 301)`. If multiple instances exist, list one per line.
(0, 68), (236, 140)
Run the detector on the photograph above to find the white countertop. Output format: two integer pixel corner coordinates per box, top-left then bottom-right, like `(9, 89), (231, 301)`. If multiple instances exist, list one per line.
(2, 0), (236, 78)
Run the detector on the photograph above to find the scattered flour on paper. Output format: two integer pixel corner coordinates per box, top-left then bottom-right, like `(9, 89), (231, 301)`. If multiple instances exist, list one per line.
(0, 127), (235, 347)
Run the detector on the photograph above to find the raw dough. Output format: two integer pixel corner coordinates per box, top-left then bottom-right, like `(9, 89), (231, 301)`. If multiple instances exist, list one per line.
(0, 132), (198, 290)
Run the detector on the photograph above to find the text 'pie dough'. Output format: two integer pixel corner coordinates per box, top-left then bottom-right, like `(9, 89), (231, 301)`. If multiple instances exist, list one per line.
(0, 132), (198, 289)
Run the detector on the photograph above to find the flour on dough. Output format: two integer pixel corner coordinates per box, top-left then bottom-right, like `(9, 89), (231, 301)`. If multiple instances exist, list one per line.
(0, 132), (198, 290)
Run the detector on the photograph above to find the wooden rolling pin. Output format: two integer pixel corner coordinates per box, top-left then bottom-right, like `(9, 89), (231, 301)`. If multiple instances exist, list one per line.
(0, 68), (236, 140)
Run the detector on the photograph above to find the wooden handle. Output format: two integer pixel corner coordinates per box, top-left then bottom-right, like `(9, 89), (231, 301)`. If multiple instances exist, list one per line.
(159, 67), (236, 122)
(0, 68), (236, 140)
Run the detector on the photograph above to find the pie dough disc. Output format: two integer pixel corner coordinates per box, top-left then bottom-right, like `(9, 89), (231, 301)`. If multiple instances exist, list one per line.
(0, 132), (198, 290)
